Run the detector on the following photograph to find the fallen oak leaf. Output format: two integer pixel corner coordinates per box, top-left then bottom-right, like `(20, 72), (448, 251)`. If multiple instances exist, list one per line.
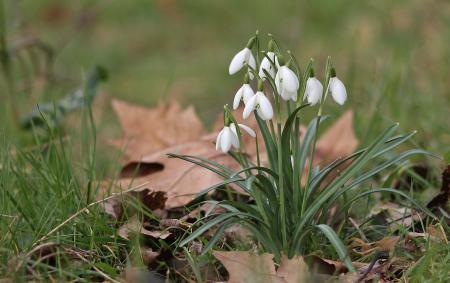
(276, 254), (309, 283)
(213, 251), (312, 283)
(212, 251), (278, 283)
(110, 140), (240, 209)
(109, 99), (206, 161)
(315, 109), (358, 166)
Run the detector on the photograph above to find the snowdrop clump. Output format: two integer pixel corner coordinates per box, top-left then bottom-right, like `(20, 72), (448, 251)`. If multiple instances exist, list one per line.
(217, 33), (348, 153)
(176, 32), (432, 270)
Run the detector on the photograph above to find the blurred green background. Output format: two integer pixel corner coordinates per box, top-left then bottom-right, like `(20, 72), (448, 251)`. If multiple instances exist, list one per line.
(1, 0), (449, 154)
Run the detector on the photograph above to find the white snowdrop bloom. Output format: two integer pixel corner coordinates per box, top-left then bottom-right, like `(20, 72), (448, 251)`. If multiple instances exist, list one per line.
(243, 91), (274, 120)
(275, 65), (300, 102)
(329, 77), (347, 105)
(304, 77), (323, 105)
(229, 47), (256, 76)
(216, 123), (256, 153)
(259, 52), (279, 80)
(215, 126), (237, 153)
(230, 123), (256, 138)
(233, 84), (254, 110)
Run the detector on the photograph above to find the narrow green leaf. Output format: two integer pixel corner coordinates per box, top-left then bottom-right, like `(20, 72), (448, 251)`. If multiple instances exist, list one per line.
(316, 224), (355, 273)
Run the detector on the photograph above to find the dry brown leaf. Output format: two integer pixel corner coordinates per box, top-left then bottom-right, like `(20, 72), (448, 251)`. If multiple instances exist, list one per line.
(315, 109), (358, 165)
(213, 251), (277, 283)
(109, 99), (206, 160)
(118, 215), (171, 240)
(350, 236), (400, 256)
(369, 202), (421, 230)
(110, 140), (239, 208)
(276, 254), (308, 283)
(141, 248), (161, 266)
(426, 224), (448, 244)
(213, 251), (310, 283)
(224, 224), (252, 243)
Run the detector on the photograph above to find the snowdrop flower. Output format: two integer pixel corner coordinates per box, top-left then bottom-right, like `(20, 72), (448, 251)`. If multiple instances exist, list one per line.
(243, 87), (274, 120)
(275, 57), (299, 102)
(216, 123), (256, 153)
(304, 70), (323, 105)
(229, 47), (256, 75)
(259, 52), (279, 80)
(233, 75), (254, 110)
(328, 69), (347, 105)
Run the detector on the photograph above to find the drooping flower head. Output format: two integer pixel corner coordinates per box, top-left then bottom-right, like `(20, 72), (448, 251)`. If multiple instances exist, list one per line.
(229, 37), (256, 78)
(215, 114), (256, 153)
(243, 80), (274, 120)
(259, 51), (279, 80)
(233, 74), (255, 110)
(275, 55), (299, 102)
(328, 68), (347, 105)
(304, 68), (323, 105)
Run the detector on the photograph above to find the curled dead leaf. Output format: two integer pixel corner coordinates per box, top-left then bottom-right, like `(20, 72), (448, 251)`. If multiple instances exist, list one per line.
(350, 236), (400, 256)
(118, 215), (171, 240)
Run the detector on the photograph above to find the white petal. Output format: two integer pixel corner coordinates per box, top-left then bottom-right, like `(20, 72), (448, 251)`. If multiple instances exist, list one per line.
(229, 48), (247, 75)
(242, 84), (254, 104)
(243, 94), (257, 119)
(259, 58), (271, 80)
(279, 89), (291, 101)
(256, 108), (268, 120)
(233, 86), (244, 110)
(306, 77), (323, 105)
(220, 127), (232, 153)
(230, 131), (240, 149)
(270, 52), (280, 68)
(215, 129), (223, 151)
(330, 77), (347, 105)
(275, 70), (282, 93)
(238, 123), (256, 137)
(257, 93), (273, 120)
(280, 66), (299, 93)
(259, 52), (276, 80)
(230, 123), (238, 135)
(247, 51), (256, 69)
(287, 90), (298, 102)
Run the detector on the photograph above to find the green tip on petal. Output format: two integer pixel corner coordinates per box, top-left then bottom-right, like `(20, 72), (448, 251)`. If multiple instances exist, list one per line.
(268, 39), (276, 52)
(330, 67), (336, 78)
(286, 58), (294, 69)
(246, 36), (256, 49)
(257, 79), (264, 91)
(277, 54), (286, 66)
(243, 73), (250, 84)
(223, 105), (232, 126)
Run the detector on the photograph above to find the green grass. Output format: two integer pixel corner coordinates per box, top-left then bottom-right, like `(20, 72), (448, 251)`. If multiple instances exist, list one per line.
(0, 0), (449, 281)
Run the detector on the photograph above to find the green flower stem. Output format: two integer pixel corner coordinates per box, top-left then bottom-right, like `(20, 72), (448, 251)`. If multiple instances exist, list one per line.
(293, 117), (301, 215)
(301, 113), (321, 217)
(277, 122), (287, 249)
(272, 86), (287, 249)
